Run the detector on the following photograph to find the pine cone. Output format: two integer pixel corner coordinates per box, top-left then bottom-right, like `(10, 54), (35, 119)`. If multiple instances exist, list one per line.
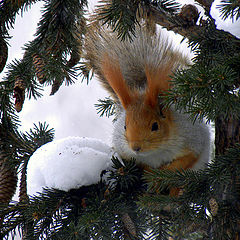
(50, 78), (64, 96)
(67, 50), (81, 68)
(0, 40), (8, 73)
(32, 54), (47, 84)
(178, 4), (199, 26)
(0, 163), (17, 204)
(19, 162), (29, 203)
(121, 213), (137, 237)
(209, 197), (218, 216)
(10, 0), (26, 7)
(13, 77), (26, 112)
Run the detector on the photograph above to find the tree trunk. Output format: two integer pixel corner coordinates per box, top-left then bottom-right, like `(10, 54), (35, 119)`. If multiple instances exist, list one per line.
(215, 115), (240, 239)
(215, 115), (240, 155)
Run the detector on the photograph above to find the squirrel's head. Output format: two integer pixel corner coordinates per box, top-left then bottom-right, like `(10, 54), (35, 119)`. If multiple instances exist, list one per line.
(124, 98), (174, 153)
(102, 53), (176, 153)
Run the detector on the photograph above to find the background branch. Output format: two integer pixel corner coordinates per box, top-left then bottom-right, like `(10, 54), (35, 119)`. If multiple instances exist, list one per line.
(146, 3), (240, 42)
(194, 0), (214, 13)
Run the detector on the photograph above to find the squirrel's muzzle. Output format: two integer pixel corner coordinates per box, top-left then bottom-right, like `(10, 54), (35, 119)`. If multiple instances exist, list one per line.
(133, 146), (141, 152)
(129, 142), (142, 153)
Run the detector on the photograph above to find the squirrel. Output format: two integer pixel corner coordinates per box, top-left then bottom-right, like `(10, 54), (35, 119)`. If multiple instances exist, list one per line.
(84, 25), (210, 175)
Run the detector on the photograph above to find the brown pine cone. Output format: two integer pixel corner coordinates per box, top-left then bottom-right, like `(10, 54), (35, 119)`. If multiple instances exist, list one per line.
(13, 77), (26, 112)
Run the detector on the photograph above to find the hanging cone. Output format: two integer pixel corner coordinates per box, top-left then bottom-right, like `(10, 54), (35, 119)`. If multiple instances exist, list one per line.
(121, 213), (137, 237)
(50, 78), (64, 96)
(0, 40), (8, 73)
(178, 4), (199, 26)
(13, 77), (26, 112)
(209, 197), (218, 217)
(0, 160), (17, 204)
(18, 160), (33, 240)
(10, 0), (26, 7)
(67, 49), (80, 69)
(32, 54), (47, 84)
(19, 161), (29, 203)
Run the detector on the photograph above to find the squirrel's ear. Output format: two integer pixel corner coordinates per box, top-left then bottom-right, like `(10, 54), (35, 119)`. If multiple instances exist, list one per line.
(101, 54), (135, 109)
(144, 65), (172, 108)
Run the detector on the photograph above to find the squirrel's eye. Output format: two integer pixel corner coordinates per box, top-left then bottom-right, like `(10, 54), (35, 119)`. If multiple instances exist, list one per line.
(124, 125), (126, 130)
(151, 122), (158, 131)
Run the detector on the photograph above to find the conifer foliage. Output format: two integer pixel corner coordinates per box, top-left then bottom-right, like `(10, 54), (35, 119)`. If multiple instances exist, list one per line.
(0, 0), (240, 239)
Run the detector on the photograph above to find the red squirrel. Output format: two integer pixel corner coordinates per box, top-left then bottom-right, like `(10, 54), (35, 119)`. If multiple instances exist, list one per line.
(85, 26), (210, 179)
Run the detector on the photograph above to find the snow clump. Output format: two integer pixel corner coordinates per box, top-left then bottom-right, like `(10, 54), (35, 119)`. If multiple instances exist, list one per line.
(27, 136), (114, 196)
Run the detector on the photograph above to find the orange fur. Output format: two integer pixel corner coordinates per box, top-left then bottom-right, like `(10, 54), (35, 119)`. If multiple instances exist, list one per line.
(144, 64), (173, 108)
(125, 102), (175, 152)
(160, 150), (199, 171)
(140, 150), (198, 172)
(102, 54), (136, 109)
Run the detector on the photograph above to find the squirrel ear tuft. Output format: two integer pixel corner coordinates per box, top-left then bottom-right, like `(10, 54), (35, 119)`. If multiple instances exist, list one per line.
(101, 54), (135, 109)
(144, 65), (172, 108)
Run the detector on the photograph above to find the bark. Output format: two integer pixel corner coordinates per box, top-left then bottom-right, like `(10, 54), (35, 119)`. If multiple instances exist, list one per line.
(215, 115), (240, 239)
(194, 0), (214, 12)
(145, 2), (240, 42)
(215, 116), (240, 155)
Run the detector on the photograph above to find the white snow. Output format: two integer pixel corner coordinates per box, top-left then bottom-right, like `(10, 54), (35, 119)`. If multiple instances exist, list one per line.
(27, 137), (114, 196)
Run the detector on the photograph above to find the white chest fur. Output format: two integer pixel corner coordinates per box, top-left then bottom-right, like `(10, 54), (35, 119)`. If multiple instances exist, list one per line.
(112, 109), (210, 169)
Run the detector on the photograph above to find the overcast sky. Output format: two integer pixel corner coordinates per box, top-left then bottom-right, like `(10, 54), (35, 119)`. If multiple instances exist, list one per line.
(2, 0), (240, 146)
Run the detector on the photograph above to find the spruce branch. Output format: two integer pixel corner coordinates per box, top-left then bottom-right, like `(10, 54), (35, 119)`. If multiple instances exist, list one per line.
(0, 38), (8, 73)
(147, 2), (236, 41)
(0, 84), (20, 128)
(217, 0), (240, 21)
(165, 63), (240, 122)
(95, 97), (116, 118)
(0, 0), (40, 30)
(139, 145), (240, 239)
(4, 57), (43, 101)
(95, 0), (240, 45)
(2, 0), (88, 100)
(95, 0), (142, 40)
(0, 121), (54, 179)
(77, 61), (93, 83)
(152, 0), (181, 14)
(109, 157), (145, 194)
(21, 122), (55, 150)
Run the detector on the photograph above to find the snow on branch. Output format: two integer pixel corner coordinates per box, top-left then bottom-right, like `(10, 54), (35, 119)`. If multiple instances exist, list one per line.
(27, 137), (114, 196)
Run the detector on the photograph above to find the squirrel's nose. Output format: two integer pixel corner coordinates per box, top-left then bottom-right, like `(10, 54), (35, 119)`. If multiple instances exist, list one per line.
(133, 146), (141, 152)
